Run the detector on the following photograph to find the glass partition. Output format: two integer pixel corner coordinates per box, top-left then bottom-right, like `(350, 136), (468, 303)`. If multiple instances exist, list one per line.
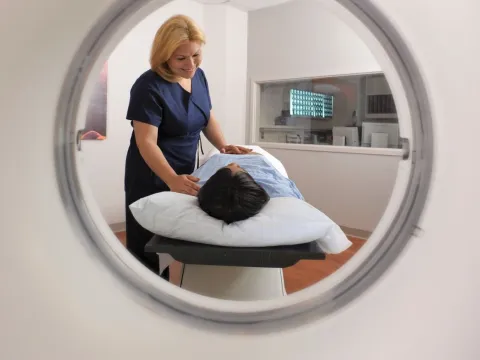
(255, 73), (400, 148)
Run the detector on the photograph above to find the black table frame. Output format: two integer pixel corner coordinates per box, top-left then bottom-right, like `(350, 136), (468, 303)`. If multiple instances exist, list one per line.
(145, 235), (326, 268)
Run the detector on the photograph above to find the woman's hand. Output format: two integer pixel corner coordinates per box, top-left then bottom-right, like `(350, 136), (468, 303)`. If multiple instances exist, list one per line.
(220, 145), (252, 154)
(166, 175), (200, 196)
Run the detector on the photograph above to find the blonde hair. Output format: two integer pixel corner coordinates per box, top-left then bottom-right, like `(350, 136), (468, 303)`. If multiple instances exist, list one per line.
(150, 15), (206, 82)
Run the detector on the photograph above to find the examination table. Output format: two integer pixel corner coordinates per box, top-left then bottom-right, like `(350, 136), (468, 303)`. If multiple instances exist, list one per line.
(145, 235), (326, 300)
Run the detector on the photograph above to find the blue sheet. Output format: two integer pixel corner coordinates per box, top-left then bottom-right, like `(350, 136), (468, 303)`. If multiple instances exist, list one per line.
(192, 154), (304, 200)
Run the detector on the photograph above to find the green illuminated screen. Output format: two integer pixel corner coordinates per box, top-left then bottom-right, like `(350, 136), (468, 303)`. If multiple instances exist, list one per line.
(290, 89), (334, 118)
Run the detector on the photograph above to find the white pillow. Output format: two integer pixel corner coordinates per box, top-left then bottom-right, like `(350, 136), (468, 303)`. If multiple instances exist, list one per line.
(129, 192), (352, 254)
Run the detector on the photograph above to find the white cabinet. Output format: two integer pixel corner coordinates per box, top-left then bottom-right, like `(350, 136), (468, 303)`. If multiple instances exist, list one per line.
(364, 75), (397, 119)
(365, 75), (391, 95)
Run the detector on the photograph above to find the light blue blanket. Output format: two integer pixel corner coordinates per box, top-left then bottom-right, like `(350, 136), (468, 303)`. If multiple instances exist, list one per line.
(192, 154), (304, 200)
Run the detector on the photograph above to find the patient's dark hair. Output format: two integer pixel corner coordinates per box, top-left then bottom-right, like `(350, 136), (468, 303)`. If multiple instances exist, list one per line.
(197, 168), (270, 224)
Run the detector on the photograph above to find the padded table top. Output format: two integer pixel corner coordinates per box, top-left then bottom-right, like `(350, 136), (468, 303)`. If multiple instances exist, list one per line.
(145, 235), (326, 268)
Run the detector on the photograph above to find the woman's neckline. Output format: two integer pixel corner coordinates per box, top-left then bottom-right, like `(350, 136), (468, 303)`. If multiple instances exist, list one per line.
(176, 75), (194, 94)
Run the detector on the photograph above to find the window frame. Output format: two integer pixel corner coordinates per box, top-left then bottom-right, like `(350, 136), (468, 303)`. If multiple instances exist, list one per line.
(247, 72), (404, 156)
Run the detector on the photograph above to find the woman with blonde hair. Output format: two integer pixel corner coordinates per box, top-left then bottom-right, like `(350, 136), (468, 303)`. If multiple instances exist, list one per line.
(124, 14), (250, 279)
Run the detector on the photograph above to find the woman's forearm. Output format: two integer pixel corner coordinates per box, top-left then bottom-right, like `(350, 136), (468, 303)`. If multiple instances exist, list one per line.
(203, 111), (227, 150)
(137, 140), (177, 186)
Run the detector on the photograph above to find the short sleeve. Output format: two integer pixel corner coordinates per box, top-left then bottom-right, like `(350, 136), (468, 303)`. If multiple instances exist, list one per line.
(199, 68), (212, 110)
(126, 82), (163, 127)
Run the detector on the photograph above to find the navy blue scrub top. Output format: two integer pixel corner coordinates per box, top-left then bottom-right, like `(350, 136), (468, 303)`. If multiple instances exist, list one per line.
(124, 68), (212, 193)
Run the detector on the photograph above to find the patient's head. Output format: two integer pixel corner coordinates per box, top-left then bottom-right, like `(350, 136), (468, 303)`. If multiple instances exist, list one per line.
(197, 163), (270, 224)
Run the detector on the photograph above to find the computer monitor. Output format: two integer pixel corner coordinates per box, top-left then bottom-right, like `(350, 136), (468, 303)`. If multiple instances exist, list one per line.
(361, 122), (400, 148)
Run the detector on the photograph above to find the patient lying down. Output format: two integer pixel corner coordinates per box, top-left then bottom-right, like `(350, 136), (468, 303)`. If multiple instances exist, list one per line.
(192, 153), (304, 224)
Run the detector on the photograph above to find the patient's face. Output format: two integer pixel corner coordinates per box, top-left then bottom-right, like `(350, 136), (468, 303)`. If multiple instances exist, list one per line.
(226, 162), (245, 175)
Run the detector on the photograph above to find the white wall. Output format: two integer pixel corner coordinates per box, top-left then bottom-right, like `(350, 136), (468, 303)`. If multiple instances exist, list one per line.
(81, 0), (248, 226)
(247, 0), (381, 81)
(248, 0), (396, 232)
(268, 148), (400, 232)
(225, 8), (249, 145)
(202, 5), (248, 149)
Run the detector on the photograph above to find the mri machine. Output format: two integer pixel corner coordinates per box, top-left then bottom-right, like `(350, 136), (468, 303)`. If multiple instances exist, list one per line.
(1, 0), (480, 359)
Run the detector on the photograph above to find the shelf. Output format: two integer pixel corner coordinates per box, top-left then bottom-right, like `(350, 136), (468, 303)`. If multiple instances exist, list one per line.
(260, 125), (308, 131)
(365, 114), (398, 119)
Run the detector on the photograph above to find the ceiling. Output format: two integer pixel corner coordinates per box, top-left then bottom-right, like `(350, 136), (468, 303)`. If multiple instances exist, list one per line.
(197, 0), (293, 11)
